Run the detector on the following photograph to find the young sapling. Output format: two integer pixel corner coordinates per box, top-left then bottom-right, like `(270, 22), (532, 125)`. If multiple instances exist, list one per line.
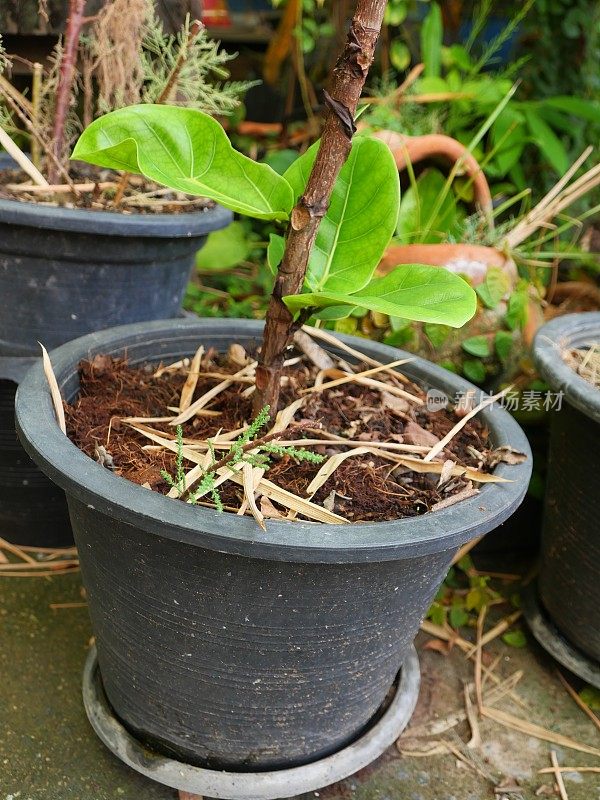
(72, 0), (477, 417)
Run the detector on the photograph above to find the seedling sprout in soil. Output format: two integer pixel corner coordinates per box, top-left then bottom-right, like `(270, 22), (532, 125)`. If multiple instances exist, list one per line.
(55, 0), (522, 526)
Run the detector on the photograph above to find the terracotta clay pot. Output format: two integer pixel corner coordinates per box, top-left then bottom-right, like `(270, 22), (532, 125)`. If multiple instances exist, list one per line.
(372, 130), (493, 215)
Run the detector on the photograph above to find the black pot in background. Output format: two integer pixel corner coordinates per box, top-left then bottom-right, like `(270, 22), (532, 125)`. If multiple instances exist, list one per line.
(472, 420), (547, 562)
(531, 313), (600, 665)
(15, 318), (531, 770)
(0, 197), (231, 356)
(0, 184), (231, 546)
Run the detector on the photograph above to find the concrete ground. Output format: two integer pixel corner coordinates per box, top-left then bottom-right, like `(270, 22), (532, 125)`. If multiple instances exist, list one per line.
(1, 571), (599, 800)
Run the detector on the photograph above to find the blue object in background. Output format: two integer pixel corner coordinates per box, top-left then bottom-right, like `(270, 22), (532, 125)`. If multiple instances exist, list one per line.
(228, 0), (273, 12)
(459, 17), (521, 69)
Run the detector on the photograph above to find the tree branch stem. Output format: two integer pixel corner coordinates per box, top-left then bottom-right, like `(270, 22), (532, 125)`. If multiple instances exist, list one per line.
(253, 0), (388, 416)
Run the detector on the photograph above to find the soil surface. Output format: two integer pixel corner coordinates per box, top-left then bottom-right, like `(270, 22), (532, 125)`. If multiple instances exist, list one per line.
(0, 163), (213, 214)
(64, 340), (514, 524)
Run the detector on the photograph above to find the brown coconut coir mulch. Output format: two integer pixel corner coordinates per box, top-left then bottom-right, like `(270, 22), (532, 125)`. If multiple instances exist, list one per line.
(64, 328), (523, 527)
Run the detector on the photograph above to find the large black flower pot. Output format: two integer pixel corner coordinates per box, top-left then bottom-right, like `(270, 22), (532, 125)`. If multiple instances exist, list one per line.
(528, 312), (600, 679)
(15, 319), (531, 772)
(0, 191), (231, 545)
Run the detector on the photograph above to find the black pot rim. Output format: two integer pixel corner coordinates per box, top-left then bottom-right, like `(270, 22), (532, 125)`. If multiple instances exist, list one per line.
(16, 318), (532, 563)
(0, 196), (232, 238)
(532, 312), (600, 424)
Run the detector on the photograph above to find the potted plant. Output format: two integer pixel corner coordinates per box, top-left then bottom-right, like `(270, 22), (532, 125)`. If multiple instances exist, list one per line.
(525, 312), (600, 687)
(16, 0), (531, 792)
(0, 2), (254, 543)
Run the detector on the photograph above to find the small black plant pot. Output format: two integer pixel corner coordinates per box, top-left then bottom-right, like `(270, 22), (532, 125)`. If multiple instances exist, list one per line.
(0, 190), (231, 545)
(528, 312), (600, 680)
(15, 319), (531, 773)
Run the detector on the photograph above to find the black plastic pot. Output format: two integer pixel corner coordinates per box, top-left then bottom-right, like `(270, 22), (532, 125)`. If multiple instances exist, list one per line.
(531, 312), (600, 666)
(0, 197), (231, 356)
(15, 318), (531, 771)
(0, 186), (231, 545)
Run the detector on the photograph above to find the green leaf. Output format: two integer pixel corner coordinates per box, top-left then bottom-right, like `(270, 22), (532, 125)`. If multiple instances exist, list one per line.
(463, 359), (486, 383)
(505, 287), (529, 331)
(284, 264), (477, 327)
(313, 305), (355, 321)
(72, 105), (294, 221)
(494, 331), (513, 363)
(390, 40), (411, 71)
(424, 323), (451, 348)
(541, 96), (600, 124)
(502, 630), (527, 648)
(267, 233), (285, 275)
(415, 76), (448, 94)
(284, 136), (400, 293)
(421, 2), (443, 78)
(262, 148), (300, 175)
(196, 222), (250, 271)
(462, 335), (491, 358)
(579, 685), (600, 710)
(525, 108), (570, 176)
(475, 267), (510, 309)
(449, 605), (469, 629)
(490, 108), (526, 176)
(396, 168), (457, 244)
(428, 602), (447, 626)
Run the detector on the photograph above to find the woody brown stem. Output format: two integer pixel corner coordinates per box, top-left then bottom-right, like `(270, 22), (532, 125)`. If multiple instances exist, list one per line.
(48, 0), (86, 184)
(253, 0), (388, 416)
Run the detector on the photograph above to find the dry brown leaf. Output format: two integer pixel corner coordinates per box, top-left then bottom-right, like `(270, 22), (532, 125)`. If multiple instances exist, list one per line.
(170, 361), (257, 426)
(432, 483), (479, 511)
(481, 706), (600, 758)
(40, 343), (66, 434)
(322, 490), (336, 512)
(242, 463), (265, 531)
(488, 446), (528, 467)
(306, 447), (371, 496)
(228, 343), (248, 367)
(302, 325), (419, 388)
(438, 459), (455, 487)
(403, 420), (440, 448)
(394, 455), (509, 484)
(381, 391), (410, 416)
(293, 329), (334, 370)
(422, 638), (454, 656)
(301, 357), (413, 395)
(464, 610), (523, 657)
(550, 751), (569, 800)
(260, 497), (285, 519)
(179, 345), (204, 412)
(153, 358), (187, 378)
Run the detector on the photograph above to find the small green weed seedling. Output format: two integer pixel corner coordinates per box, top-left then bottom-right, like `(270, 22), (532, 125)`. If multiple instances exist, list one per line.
(161, 406), (323, 510)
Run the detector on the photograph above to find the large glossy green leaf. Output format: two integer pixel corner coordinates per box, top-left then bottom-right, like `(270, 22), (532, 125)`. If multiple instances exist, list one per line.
(266, 233), (285, 275)
(283, 136), (400, 293)
(284, 264), (477, 327)
(71, 105), (294, 221)
(196, 222), (250, 271)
